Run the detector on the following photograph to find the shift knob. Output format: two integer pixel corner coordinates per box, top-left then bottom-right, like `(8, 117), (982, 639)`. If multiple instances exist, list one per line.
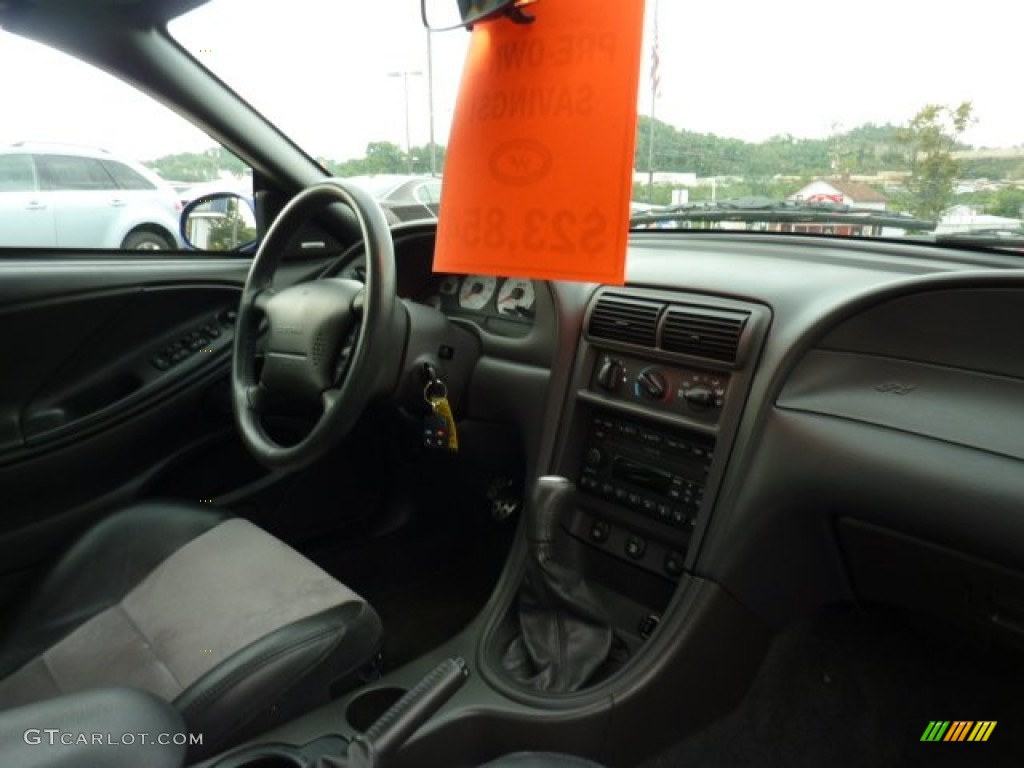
(526, 476), (575, 547)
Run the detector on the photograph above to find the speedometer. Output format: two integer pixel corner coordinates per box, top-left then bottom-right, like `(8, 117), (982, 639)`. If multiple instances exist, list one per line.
(459, 275), (497, 310)
(497, 278), (535, 316)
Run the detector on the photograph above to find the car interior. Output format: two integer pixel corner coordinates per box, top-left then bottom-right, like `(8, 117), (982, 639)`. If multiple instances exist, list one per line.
(1, 1), (1023, 767)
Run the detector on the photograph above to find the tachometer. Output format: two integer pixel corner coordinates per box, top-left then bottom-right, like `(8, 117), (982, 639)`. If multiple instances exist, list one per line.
(497, 278), (535, 316)
(459, 275), (497, 310)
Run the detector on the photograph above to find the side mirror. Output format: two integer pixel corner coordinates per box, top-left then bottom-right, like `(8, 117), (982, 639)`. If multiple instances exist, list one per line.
(180, 192), (258, 252)
(421, 0), (534, 31)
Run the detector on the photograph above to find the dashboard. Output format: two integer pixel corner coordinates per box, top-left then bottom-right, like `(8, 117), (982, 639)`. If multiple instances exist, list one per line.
(442, 226), (1024, 661)
(335, 229), (536, 339)
(336, 219), (1024, 654)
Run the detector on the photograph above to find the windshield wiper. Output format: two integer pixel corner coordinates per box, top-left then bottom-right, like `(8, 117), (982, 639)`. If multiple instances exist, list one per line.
(932, 229), (1024, 249)
(629, 196), (937, 232)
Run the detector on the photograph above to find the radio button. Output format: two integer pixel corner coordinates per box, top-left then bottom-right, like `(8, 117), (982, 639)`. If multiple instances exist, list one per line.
(640, 430), (662, 446)
(585, 447), (606, 467)
(614, 487), (628, 501)
(641, 499), (657, 514)
(664, 550), (685, 577)
(625, 535), (647, 560)
(589, 520), (611, 543)
(627, 492), (641, 507)
(657, 503), (672, 522)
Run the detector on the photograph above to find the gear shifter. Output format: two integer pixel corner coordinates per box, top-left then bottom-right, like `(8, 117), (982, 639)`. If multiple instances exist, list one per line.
(501, 476), (613, 692)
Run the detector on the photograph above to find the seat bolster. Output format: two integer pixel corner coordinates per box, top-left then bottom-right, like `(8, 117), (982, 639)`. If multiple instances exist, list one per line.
(174, 601), (382, 761)
(0, 502), (228, 678)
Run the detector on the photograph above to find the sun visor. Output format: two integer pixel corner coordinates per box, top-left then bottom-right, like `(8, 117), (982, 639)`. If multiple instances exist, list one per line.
(433, 0), (645, 284)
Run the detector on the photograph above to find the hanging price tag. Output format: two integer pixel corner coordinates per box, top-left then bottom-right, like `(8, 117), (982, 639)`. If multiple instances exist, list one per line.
(435, 0), (645, 285)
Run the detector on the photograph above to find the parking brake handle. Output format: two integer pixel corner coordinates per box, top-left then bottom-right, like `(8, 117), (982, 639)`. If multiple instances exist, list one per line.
(315, 657), (469, 768)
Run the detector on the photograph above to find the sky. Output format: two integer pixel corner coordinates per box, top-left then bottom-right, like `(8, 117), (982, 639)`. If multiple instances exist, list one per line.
(0, 0), (1021, 165)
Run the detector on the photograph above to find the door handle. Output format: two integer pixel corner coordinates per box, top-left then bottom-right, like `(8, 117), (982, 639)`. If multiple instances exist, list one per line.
(25, 201), (47, 210)
(110, 199), (127, 207)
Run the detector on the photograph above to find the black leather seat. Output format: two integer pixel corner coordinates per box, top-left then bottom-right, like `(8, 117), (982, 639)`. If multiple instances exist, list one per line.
(481, 754), (605, 768)
(0, 501), (382, 761)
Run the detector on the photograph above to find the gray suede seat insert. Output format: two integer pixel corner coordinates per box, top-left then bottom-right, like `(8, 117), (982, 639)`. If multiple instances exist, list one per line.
(0, 518), (360, 703)
(0, 515), (380, 762)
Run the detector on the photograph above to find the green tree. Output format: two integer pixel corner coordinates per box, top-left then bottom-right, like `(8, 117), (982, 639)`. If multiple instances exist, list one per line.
(988, 187), (1024, 219)
(897, 102), (974, 220)
(146, 148), (247, 182)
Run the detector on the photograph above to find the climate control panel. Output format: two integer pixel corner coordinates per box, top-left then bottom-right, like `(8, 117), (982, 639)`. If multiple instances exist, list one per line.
(590, 353), (729, 422)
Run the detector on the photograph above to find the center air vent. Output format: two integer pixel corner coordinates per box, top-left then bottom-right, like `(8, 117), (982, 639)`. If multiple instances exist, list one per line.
(661, 306), (749, 363)
(588, 295), (663, 347)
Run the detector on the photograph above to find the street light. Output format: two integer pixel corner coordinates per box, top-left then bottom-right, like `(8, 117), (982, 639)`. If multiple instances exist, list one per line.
(387, 69), (424, 174)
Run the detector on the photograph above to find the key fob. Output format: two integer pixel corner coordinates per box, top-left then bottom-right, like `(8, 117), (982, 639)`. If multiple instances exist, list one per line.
(423, 411), (449, 449)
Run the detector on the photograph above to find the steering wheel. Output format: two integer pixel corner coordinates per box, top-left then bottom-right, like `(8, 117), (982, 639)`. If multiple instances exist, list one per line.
(231, 179), (405, 471)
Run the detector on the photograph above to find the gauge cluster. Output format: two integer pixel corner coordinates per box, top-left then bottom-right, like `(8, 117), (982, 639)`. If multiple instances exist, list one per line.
(333, 236), (537, 339)
(423, 274), (536, 338)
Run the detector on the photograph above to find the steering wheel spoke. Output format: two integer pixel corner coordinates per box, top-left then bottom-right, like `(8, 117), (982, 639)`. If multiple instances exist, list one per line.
(252, 287), (276, 314)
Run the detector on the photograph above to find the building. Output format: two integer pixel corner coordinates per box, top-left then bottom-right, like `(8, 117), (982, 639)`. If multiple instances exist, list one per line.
(789, 178), (888, 210)
(783, 178), (890, 236)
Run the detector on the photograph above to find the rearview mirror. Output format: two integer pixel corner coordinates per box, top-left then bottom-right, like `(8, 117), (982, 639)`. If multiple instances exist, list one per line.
(180, 192), (257, 252)
(421, 0), (534, 31)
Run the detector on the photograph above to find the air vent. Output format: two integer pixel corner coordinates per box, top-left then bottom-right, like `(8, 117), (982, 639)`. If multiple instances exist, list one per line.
(588, 295), (663, 347)
(661, 306), (749, 362)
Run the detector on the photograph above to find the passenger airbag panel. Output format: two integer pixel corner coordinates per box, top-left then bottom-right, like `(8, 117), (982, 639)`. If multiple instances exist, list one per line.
(778, 349), (1024, 461)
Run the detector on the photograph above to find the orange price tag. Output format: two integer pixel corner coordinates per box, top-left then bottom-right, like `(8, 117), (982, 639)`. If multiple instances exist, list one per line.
(434, 0), (645, 284)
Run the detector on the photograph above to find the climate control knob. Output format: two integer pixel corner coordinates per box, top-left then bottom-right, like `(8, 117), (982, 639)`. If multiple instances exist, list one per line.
(596, 357), (626, 393)
(636, 368), (668, 400)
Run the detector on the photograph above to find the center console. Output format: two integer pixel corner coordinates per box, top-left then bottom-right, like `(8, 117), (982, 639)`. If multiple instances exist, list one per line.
(548, 287), (770, 642)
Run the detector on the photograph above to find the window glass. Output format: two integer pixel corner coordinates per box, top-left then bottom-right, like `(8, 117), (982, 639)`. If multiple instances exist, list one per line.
(0, 29), (252, 252)
(102, 160), (157, 191)
(0, 154), (35, 192)
(37, 155), (115, 191)
(416, 181), (442, 205)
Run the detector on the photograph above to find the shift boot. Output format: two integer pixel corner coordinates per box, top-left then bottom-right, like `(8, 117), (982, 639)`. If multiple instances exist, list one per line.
(501, 476), (613, 692)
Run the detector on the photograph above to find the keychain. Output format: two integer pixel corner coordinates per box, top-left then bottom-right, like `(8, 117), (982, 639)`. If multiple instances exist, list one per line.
(423, 375), (459, 452)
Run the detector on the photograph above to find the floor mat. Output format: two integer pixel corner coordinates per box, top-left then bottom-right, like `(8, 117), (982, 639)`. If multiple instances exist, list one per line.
(639, 603), (1024, 768)
(308, 496), (515, 673)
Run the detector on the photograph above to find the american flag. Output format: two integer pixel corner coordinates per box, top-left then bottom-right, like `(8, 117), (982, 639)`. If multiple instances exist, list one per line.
(650, 1), (661, 100)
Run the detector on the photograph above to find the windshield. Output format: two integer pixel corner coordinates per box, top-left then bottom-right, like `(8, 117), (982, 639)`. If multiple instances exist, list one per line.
(168, 0), (1020, 243)
(6, 0), (1016, 245)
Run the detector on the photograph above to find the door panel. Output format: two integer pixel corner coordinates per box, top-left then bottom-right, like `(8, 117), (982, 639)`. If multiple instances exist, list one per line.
(0, 255), (327, 612)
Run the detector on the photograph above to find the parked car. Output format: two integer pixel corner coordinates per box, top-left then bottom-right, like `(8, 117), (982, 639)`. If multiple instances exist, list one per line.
(0, 143), (183, 249)
(345, 174), (442, 223)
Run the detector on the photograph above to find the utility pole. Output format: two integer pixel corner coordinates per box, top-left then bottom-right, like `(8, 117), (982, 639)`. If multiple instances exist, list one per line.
(426, 31), (437, 177)
(647, 0), (660, 202)
(387, 70), (424, 174)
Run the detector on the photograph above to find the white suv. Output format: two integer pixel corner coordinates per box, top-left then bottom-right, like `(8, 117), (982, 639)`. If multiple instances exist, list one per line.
(0, 143), (183, 250)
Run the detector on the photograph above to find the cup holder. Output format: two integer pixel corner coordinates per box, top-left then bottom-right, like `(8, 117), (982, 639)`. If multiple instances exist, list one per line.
(345, 686), (408, 732)
(210, 744), (306, 768)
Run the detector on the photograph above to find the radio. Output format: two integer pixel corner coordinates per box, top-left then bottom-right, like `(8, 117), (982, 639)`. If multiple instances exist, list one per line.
(578, 412), (714, 532)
